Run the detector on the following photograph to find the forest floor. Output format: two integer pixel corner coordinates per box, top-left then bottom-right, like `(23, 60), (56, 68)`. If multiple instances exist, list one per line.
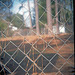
(0, 33), (74, 75)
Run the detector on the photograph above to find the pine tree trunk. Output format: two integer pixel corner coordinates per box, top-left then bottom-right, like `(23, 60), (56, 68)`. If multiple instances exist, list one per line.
(27, 0), (32, 30)
(46, 0), (53, 35)
(35, 0), (40, 35)
(55, 0), (59, 34)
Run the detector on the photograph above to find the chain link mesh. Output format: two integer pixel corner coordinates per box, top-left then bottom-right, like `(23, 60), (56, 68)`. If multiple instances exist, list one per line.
(0, 0), (74, 75)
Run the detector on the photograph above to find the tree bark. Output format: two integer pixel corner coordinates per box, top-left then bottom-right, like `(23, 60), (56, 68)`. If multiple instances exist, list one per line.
(27, 0), (32, 30)
(35, 0), (40, 35)
(55, 0), (59, 34)
(46, 0), (53, 35)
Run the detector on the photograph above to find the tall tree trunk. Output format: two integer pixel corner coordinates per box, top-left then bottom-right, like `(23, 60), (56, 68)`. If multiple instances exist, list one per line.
(55, 0), (59, 34)
(35, 0), (40, 35)
(46, 0), (53, 35)
(27, 0), (32, 30)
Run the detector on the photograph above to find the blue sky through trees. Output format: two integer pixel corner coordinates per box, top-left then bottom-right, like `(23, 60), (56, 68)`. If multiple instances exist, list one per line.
(10, 0), (35, 27)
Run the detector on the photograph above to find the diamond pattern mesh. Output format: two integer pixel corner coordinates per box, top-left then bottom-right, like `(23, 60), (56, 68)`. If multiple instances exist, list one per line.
(0, 0), (74, 75)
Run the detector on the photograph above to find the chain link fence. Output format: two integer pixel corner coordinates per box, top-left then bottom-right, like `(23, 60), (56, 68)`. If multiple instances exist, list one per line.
(0, 0), (74, 75)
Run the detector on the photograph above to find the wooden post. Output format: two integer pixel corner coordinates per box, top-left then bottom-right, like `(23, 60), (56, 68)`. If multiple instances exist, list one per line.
(33, 47), (34, 73)
(23, 39), (25, 54)
(42, 55), (43, 70)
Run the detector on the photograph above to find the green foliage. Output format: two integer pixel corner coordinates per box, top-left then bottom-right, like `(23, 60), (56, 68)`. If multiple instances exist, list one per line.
(51, 0), (55, 18)
(38, 0), (56, 28)
(0, 19), (8, 31)
(38, 0), (47, 28)
(6, 14), (24, 28)
(59, 0), (72, 23)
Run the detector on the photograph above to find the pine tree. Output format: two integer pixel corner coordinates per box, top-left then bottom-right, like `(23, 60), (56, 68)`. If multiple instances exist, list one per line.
(27, 0), (32, 30)
(35, 0), (40, 35)
(46, 0), (53, 34)
(55, 0), (59, 34)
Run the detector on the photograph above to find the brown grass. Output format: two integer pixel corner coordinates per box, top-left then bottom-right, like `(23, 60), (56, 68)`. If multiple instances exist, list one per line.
(0, 33), (72, 42)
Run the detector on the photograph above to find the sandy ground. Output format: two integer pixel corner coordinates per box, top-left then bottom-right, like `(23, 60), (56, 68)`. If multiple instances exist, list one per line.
(0, 33), (74, 75)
